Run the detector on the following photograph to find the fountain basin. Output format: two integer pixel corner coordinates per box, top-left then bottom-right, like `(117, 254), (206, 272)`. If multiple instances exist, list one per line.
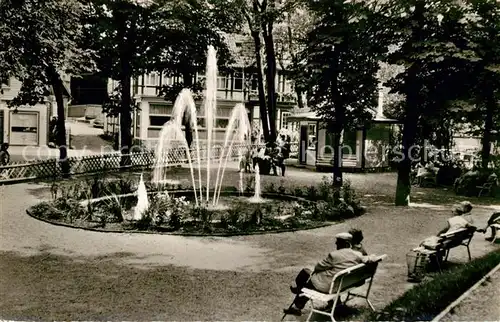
(27, 190), (334, 236)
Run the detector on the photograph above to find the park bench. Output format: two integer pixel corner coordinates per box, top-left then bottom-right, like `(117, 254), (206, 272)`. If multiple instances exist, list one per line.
(476, 179), (496, 197)
(291, 254), (387, 322)
(416, 227), (475, 272)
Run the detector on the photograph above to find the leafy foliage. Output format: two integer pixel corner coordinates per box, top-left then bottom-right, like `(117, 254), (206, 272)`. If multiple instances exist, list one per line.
(0, 0), (96, 104)
(0, 0), (96, 173)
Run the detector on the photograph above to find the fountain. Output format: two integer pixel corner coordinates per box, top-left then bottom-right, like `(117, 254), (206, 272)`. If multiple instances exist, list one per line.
(238, 155), (244, 195)
(152, 46), (251, 207)
(133, 173), (149, 220)
(248, 164), (266, 203)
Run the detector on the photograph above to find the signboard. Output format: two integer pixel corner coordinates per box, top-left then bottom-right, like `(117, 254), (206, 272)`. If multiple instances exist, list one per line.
(10, 111), (39, 146)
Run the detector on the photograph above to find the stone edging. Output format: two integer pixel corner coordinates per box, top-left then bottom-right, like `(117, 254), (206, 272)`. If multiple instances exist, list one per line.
(25, 209), (335, 237)
(431, 262), (500, 322)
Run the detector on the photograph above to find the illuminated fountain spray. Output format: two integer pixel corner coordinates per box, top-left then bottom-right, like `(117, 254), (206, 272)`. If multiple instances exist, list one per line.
(238, 155), (244, 195)
(152, 46), (250, 207)
(133, 173), (149, 220)
(248, 164), (262, 203)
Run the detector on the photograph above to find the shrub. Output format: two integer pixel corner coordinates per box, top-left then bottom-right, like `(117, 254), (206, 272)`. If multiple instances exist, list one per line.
(169, 212), (182, 230)
(134, 215), (154, 230)
(227, 205), (243, 226)
(86, 174), (107, 198)
(244, 176), (255, 193)
(370, 249), (500, 321)
(318, 176), (334, 200)
(293, 186), (304, 197)
(264, 182), (277, 193)
(277, 181), (287, 194)
(100, 195), (126, 223)
(306, 185), (318, 201)
(53, 198), (85, 223)
(29, 202), (63, 221)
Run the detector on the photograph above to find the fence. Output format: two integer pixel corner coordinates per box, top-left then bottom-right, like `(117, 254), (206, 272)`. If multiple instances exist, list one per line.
(0, 143), (253, 185)
(0, 142), (300, 185)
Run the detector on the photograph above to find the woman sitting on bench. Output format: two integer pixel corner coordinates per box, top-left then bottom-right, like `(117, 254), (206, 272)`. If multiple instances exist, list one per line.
(408, 201), (477, 279)
(421, 201), (476, 249)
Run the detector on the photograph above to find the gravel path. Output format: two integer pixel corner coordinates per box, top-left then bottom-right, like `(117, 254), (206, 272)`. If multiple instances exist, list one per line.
(441, 269), (500, 321)
(0, 168), (499, 320)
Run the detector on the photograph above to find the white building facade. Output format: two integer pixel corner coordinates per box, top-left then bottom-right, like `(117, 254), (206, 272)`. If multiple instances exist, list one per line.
(0, 76), (70, 146)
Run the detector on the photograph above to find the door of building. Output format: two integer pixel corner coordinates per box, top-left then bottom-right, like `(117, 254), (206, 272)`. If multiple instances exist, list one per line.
(299, 125), (308, 165)
(0, 110), (3, 143)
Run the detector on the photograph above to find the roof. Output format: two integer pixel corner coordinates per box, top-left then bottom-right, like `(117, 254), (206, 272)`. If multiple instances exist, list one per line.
(223, 33), (256, 69)
(222, 33), (290, 70)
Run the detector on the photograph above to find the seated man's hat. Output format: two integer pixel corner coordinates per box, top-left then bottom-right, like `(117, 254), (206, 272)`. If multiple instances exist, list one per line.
(335, 232), (353, 241)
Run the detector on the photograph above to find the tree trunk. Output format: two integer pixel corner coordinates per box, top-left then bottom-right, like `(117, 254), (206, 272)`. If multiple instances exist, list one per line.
(48, 66), (70, 178)
(119, 67), (133, 167)
(395, 97), (418, 206)
(250, 30), (271, 143)
(481, 92), (494, 169)
(263, 23), (277, 142)
(332, 127), (343, 189)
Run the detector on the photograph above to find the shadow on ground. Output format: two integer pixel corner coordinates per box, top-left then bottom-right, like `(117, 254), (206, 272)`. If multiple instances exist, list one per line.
(0, 250), (291, 320)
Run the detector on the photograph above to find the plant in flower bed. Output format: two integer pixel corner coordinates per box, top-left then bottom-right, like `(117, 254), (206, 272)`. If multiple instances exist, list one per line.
(28, 174), (366, 235)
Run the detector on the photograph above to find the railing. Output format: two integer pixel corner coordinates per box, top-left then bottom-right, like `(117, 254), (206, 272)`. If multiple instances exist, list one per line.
(0, 143), (252, 185)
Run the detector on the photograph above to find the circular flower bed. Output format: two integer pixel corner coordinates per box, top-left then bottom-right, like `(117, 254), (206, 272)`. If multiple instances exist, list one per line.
(27, 175), (366, 236)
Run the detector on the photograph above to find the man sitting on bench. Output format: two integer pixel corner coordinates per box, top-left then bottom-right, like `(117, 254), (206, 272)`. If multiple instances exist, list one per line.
(284, 232), (374, 316)
(478, 211), (500, 242)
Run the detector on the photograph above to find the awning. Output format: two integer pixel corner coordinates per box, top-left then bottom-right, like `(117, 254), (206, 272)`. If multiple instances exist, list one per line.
(287, 112), (320, 122)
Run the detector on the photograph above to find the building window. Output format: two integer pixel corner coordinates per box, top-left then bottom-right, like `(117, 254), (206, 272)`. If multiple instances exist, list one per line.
(10, 111), (39, 146)
(150, 116), (170, 126)
(146, 73), (159, 86)
(217, 76), (228, 90)
(216, 118), (229, 128)
(308, 124), (316, 149)
(251, 78), (258, 91)
(281, 112), (291, 129)
(233, 72), (243, 91)
(285, 79), (293, 94)
(278, 74), (285, 93)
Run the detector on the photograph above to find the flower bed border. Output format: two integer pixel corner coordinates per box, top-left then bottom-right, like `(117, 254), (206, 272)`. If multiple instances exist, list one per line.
(27, 190), (337, 237)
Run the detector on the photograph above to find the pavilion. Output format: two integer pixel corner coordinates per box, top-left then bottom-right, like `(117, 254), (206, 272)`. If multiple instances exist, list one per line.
(287, 89), (401, 171)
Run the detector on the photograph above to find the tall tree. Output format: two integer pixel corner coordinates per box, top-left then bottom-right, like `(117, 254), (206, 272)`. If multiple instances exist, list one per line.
(85, 0), (239, 158)
(241, 0), (297, 143)
(382, 0), (474, 205)
(301, 0), (389, 188)
(84, 0), (167, 165)
(0, 0), (95, 175)
(275, 6), (314, 109)
(459, 0), (500, 169)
